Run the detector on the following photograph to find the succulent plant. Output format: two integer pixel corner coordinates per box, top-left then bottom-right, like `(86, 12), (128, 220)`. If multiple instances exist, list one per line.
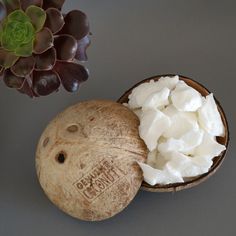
(0, 0), (90, 97)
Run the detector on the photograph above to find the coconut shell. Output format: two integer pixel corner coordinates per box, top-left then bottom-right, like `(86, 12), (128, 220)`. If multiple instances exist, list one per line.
(36, 100), (148, 221)
(118, 75), (229, 192)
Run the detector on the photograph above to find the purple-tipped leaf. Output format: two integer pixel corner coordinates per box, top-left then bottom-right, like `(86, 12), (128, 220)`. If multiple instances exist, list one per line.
(17, 76), (36, 97)
(54, 35), (77, 61)
(34, 47), (56, 71)
(2, 0), (20, 14)
(20, 0), (42, 11)
(3, 69), (24, 88)
(59, 10), (90, 40)
(0, 48), (19, 68)
(54, 61), (89, 92)
(75, 35), (90, 62)
(42, 0), (65, 10)
(45, 8), (65, 34)
(34, 27), (53, 54)
(11, 56), (35, 77)
(33, 70), (60, 96)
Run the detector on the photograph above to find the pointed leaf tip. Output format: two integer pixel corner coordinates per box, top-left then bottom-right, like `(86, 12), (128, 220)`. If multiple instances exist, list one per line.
(17, 77), (36, 97)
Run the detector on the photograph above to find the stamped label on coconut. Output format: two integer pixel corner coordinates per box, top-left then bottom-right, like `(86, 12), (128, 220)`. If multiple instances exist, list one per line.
(74, 159), (125, 202)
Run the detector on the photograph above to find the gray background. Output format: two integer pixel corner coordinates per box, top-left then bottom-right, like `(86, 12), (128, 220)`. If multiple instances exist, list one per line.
(0, 0), (235, 235)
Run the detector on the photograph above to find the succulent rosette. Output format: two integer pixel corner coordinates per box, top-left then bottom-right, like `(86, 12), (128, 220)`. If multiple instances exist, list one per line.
(0, 0), (90, 97)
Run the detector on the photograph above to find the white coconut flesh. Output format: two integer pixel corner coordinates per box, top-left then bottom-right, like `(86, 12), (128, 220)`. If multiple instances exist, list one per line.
(125, 76), (226, 185)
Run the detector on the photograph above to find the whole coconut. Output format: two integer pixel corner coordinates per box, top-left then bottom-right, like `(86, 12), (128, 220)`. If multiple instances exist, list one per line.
(36, 100), (147, 221)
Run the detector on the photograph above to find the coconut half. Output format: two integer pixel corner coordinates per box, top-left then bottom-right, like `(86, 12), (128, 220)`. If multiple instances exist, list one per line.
(118, 75), (229, 192)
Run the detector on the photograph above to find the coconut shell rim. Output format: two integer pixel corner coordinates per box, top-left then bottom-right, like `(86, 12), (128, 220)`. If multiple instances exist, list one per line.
(117, 74), (230, 192)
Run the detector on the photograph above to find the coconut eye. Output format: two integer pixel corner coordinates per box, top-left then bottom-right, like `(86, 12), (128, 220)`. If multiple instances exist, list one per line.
(56, 152), (67, 164)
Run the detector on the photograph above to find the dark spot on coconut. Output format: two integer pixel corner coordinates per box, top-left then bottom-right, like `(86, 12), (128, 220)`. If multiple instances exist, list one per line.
(56, 152), (67, 164)
(67, 125), (78, 133)
(43, 137), (49, 147)
(80, 163), (85, 169)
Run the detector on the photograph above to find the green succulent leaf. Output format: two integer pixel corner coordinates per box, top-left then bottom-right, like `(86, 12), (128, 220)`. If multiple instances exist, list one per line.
(15, 40), (34, 57)
(0, 9), (36, 58)
(8, 9), (30, 22)
(25, 6), (46, 32)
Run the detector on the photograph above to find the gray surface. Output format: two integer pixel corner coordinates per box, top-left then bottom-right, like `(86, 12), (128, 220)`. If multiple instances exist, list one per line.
(0, 0), (235, 235)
